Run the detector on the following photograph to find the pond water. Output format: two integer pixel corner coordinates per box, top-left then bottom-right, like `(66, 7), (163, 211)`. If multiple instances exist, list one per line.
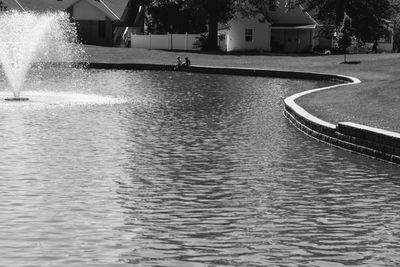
(0, 70), (400, 267)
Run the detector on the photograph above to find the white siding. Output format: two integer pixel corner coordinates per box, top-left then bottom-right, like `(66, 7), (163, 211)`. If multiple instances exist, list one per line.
(225, 15), (271, 52)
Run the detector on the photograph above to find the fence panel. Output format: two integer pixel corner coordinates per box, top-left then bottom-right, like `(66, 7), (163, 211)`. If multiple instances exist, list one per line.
(131, 35), (150, 49)
(170, 34), (186, 50)
(130, 33), (201, 50)
(150, 34), (170, 50)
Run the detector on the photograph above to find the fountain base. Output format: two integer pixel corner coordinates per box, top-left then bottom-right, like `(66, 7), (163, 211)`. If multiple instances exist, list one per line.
(5, 97), (30, 101)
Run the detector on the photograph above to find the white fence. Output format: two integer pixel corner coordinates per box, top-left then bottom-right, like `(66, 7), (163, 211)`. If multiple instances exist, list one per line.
(130, 33), (201, 51)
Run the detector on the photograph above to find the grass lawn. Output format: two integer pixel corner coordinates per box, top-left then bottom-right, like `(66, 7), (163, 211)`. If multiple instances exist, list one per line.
(85, 45), (400, 133)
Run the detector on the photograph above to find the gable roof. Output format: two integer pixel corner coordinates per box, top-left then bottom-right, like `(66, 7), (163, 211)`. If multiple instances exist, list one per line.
(2, 0), (79, 11)
(271, 2), (317, 26)
(86, 0), (130, 20)
(1, 0), (130, 21)
(101, 0), (130, 19)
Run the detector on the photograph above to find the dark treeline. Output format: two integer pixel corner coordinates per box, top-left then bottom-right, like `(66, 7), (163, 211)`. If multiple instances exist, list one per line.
(138, 0), (400, 51)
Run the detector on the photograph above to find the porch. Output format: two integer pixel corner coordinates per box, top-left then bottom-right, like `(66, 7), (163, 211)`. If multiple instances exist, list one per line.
(271, 25), (316, 53)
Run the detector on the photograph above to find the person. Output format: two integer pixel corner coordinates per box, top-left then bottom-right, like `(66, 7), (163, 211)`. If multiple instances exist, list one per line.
(369, 40), (378, 54)
(182, 57), (191, 70)
(174, 56), (182, 70)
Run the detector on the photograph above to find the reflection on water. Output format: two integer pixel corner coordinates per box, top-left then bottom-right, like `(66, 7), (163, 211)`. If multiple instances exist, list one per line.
(0, 70), (399, 267)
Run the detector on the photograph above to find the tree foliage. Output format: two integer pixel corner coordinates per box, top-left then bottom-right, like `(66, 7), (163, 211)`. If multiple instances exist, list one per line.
(338, 13), (353, 55)
(235, 0), (298, 22)
(186, 0), (236, 50)
(300, 0), (398, 43)
(139, 0), (207, 34)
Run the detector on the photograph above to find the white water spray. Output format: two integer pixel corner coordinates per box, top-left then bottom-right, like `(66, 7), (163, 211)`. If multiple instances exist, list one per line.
(0, 11), (86, 99)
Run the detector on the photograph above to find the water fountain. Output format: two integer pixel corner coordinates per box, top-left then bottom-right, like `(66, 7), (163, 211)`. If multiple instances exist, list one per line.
(0, 11), (86, 101)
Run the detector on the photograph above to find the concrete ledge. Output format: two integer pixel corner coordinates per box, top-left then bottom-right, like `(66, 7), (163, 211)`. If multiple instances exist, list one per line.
(88, 63), (352, 82)
(284, 74), (400, 165)
(88, 62), (174, 71)
(88, 61), (400, 164)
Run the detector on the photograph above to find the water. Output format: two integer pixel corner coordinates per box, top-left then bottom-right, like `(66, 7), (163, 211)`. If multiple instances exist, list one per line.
(0, 69), (399, 267)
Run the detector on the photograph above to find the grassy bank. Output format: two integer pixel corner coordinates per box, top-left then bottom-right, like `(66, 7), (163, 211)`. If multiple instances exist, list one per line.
(85, 45), (400, 133)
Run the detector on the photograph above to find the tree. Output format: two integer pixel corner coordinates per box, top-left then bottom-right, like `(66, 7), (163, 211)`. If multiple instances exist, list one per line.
(388, 1), (400, 52)
(140, 0), (207, 34)
(235, 0), (299, 23)
(338, 13), (353, 62)
(393, 14), (400, 52)
(300, 0), (397, 43)
(182, 0), (236, 50)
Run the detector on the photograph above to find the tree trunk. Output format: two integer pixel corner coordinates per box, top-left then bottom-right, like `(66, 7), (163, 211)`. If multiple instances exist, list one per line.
(206, 1), (219, 51)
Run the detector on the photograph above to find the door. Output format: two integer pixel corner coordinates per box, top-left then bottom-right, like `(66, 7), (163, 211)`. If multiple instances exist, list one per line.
(284, 30), (299, 53)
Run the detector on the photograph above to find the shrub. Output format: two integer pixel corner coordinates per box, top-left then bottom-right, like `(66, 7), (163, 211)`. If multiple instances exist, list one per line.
(193, 33), (222, 51)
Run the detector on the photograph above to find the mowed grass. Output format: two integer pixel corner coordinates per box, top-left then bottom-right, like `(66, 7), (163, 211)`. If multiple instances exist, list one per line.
(85, 45), (400, 133)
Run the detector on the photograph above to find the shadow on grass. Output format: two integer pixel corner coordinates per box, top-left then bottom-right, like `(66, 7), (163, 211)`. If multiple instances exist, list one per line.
(340, 61), (362, 64)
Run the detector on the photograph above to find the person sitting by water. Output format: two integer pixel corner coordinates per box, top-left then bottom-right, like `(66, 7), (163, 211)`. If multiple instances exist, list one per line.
(174, 56), (182, 70)
(182, 57), (191, 70)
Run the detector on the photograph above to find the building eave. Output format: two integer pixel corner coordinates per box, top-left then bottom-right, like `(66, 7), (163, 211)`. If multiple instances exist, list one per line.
(271, 24), (316, 29)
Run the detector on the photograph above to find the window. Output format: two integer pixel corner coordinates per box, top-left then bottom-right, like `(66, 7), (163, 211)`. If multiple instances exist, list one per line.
(245, 29), (253, 42)
(98, 20), (106, 39)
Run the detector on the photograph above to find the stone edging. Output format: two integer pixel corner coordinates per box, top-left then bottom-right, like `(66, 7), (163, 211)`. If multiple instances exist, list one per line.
(88, 63), (348, 81)
(89, 62), (400, 164)
(284, 74), (400, 165)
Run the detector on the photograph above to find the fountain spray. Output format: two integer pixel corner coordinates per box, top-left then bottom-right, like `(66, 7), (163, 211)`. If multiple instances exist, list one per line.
(0, 11), (86, 101)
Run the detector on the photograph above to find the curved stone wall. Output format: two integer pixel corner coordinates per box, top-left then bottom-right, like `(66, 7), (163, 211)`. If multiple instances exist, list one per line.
(284, 74), (400, 164)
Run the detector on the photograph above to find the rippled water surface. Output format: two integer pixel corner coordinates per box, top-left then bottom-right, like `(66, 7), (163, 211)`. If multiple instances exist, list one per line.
(1, 70), (400, 267)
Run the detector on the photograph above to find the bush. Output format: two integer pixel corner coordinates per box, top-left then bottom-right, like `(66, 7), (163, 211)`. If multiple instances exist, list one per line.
(193, 34), (208, 49)
(313, 45), (331, 53)
(193, 33), (222, 51)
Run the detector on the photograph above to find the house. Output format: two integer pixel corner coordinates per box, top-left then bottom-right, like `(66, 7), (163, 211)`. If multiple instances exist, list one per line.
(219, 2), (318, 52)
(1, 0), (144, 46)
(270, 3), (318, 53)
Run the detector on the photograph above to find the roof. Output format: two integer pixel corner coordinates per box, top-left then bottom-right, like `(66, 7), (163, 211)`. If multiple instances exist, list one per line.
(1, 0), (130, 20)
(270, 24), (316, 29)
(2, 0), (79, 11)
(270, 1), (317, 26)
(88, 0), (130, 20)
